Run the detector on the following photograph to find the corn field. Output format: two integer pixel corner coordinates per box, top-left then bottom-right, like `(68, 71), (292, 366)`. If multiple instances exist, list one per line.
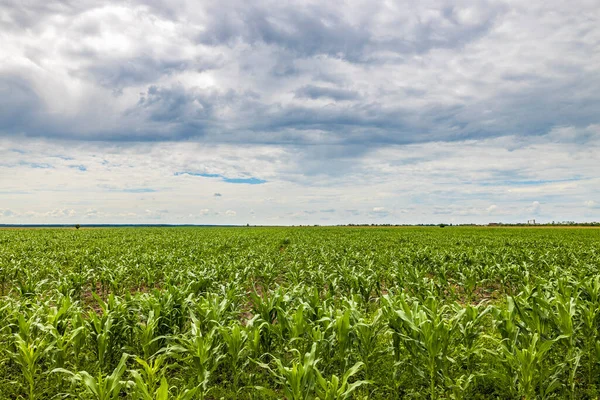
(1, 226), (599, 399)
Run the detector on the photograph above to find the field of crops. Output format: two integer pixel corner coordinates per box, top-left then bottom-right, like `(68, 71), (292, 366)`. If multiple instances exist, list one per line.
(0, 227), (599, 399)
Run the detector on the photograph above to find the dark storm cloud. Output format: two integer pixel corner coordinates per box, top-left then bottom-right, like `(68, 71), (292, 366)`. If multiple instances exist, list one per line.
(195, 3), (371, 61)
(80, 57), (193, 90)
(194, 0), (504, 61)
(294, 85), (360, 101)
(0, 0), (599, 150)
(0, 76), (42, 131)
(65, 49), (224, 91)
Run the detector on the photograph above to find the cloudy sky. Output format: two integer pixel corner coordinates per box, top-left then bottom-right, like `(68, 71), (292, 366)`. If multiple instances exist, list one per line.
(1, 0), (599, 225)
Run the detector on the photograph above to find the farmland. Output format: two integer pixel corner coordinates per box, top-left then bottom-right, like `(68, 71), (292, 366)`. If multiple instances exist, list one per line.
(1, 227), (599, 399)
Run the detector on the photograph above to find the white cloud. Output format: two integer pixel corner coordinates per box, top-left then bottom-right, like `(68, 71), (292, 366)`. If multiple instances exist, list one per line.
(0, 209), (15, 217)
(526, 201), (541, 214)
(1, 0), (598, 148)
(45, 209), (76, 218)
(3, 1), (598, 225)
(0, 131), (599, 224)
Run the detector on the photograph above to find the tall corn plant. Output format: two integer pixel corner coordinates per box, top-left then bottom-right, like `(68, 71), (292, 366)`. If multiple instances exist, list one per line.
(220, 323), (249, 393)
(354, 310), (385, 380)
(53, 353), (130, 400)
(315, 361), (369, 400)
(87, 306), (114, 370)
(551, 292), (580, 398)
(128, 356), (199, 400)
(129, 356), (166, 398)
(134, 310), (163, 360)
(453, 303), (490, 371)
(490, 298), (563, 399)
(130, 375), (198, 400)
(167, 316), (223, 400)
(255, 342), (320, 400)
(8, 327), (54, 400)
(489, 332), (561, 399)
(580, 275), (600, 387)
(386, 295), (455, 400)
(249, 288), (287, 354)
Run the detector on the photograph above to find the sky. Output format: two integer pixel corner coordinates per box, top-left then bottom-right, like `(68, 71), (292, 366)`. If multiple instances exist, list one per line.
(1, 0), (599, 225)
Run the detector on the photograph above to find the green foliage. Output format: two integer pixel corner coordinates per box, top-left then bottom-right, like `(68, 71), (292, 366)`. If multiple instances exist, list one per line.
(0, 226), (599, 398)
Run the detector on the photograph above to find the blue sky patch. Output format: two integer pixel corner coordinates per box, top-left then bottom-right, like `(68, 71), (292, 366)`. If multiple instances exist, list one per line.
(479, 177), (582, 187)
(175, 171), (266, 184)
(222, 177), (266, 184)
(19, 161), (53, 169)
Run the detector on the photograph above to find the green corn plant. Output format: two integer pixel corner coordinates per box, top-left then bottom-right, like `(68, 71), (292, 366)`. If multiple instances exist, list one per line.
(129, 375), (198, 400)
(53, 353), (130, 400)
(193, 293), (232, 331)
(332, 307), (355, 369)
(87, 307), (114, 370)
(456, 267), (481, 303)
(167, 316), (223, 400)
(47, 323), (84, 370)
(255, 342), (320, 400)
(315, 361), (369, 400)
(247, 321), (267, 360)
(254, 261), (280, 290)
(8, 330), (54, 400)
(354, 310), (385, 380)
(45, 295), (74, 335)
(580, 275), (600, 386)
(57, 271), (88, 299)
(490, 297), (564, 400)
(512, 286), (554, 338)
(386, 295), (455, 400)
(250, 287), (284, 325)
(151, 284), (192, 336)
(453, 303), (490, 372)
(249, 288), (286, 353)
(345, 263), (380, 309)
(220, 323), (249, 393)
(0, 260), (9, 296)
(14, 269), (47, 298)
(492, 297), (519, 348)
(551, 292), (580, 398)
(128, 357), (198, 400)
(492, 333), (562, 399)
(70, 313), (87, 363)
(446, 373), (476, 400)
(303, 287), (333, 324)
(135, 310), (163, 360)
(129, 356), (166, 398)
(289, 304), (310, 341)
(129, 374), (169, 400)
(278, 303), (313, 356)
(44, 296), (83, 369)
